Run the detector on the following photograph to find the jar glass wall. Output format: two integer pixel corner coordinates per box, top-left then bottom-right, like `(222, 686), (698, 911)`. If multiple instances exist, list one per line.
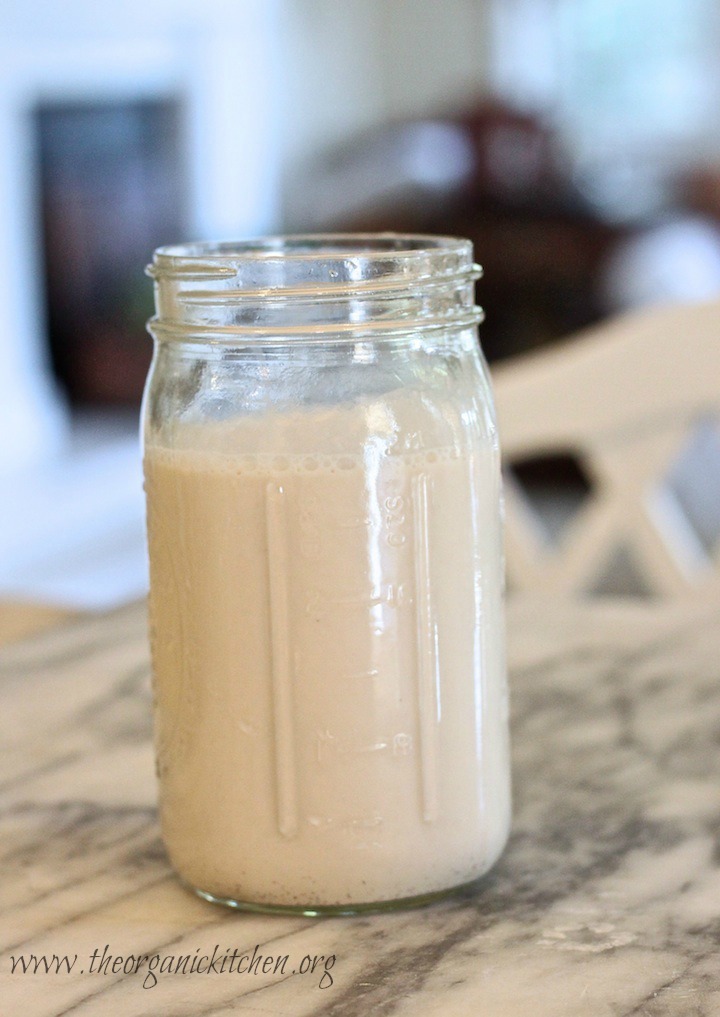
(142, 234), (511, 915)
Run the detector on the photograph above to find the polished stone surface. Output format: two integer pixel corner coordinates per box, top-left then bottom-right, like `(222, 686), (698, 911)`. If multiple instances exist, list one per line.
(2, 595), (720, 1015)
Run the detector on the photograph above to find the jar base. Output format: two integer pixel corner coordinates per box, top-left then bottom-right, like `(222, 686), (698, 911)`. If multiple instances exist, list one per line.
(187, 876), (486, 917)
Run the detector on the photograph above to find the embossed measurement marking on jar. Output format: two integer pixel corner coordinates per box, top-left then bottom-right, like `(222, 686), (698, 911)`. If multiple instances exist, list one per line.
(291, 649), (379, 682)
(336, 514), (372, 529)
(265, 481), (299, 839)
(384, 494), (407, 547)
(344, 667), (380, 681)
(303, 583), (411, 620)
(298, 492), (322, 560)
(412, 471), (440, 823)
(316, 729), (414, 763)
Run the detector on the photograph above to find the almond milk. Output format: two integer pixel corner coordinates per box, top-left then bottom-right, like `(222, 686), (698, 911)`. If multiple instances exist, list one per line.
(144, 397), (510, 909)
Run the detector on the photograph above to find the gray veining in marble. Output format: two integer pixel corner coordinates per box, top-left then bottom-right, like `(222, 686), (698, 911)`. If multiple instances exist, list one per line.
(2, 596), (720, 1015)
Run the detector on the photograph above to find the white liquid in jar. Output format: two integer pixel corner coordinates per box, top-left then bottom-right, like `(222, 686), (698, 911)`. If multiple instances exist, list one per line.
(144, 395), (511, 909)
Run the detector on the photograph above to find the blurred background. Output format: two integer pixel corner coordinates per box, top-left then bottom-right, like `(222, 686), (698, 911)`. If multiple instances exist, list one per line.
(3, 0), (720, 611)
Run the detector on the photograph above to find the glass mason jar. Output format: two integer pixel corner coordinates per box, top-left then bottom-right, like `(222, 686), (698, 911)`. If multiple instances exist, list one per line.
(143, 234), (511, 916)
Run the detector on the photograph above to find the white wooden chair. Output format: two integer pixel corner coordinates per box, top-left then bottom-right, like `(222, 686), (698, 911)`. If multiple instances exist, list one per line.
(491, 300), (720, 597)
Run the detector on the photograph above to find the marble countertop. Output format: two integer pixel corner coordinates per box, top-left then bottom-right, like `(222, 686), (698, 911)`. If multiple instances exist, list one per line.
(2, 595), (720, 1016)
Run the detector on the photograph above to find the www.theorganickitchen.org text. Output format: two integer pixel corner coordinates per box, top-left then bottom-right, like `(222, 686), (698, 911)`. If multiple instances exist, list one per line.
(8, 943), (336, 989)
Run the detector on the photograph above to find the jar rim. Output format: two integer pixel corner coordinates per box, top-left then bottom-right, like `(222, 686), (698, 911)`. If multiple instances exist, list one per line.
(146, 232), (483, 343)
(148, 233), (474, 274)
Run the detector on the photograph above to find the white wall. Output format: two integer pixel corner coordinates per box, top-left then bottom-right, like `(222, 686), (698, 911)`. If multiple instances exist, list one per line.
(0, 0), (283, 477)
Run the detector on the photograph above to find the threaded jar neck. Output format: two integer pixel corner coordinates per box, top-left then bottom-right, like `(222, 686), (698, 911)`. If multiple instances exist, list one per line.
(146, 233), (483, 344)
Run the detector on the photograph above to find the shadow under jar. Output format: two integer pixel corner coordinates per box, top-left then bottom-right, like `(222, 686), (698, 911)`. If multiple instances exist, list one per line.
(142, 234), (511, 915)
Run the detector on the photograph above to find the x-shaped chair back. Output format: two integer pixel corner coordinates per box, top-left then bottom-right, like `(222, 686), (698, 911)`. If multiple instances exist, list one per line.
(492, 301), (720, 596)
